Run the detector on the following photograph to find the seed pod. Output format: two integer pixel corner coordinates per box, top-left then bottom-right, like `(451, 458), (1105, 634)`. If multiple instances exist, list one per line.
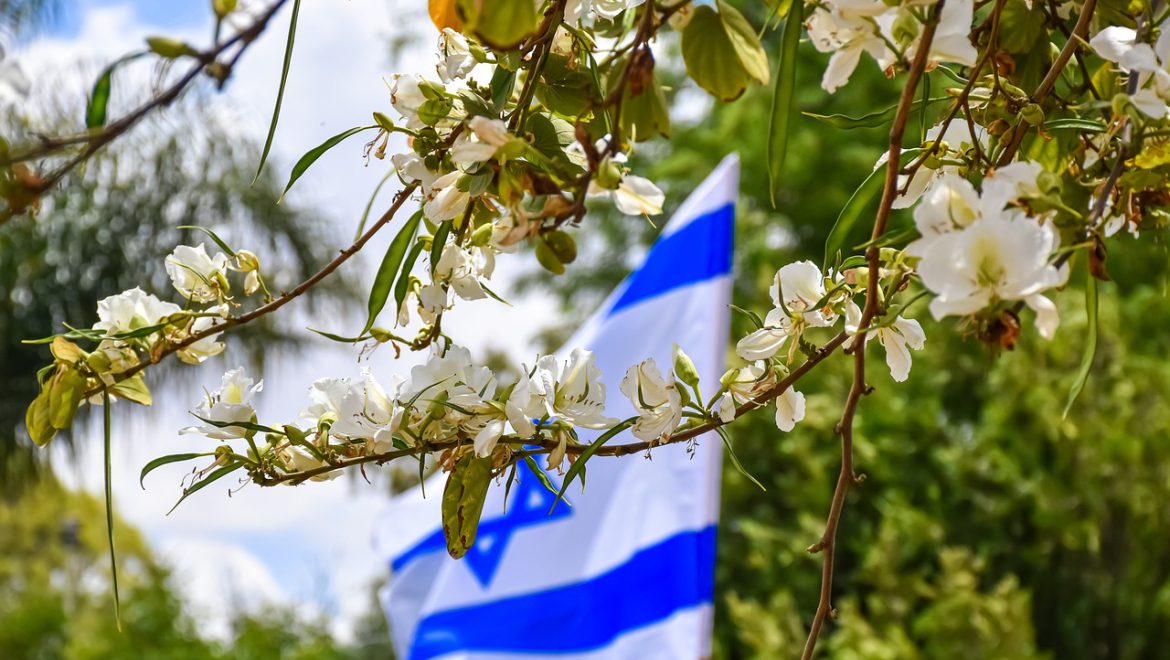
(544, 230), (577, 264)
(534, 238), (566, 275)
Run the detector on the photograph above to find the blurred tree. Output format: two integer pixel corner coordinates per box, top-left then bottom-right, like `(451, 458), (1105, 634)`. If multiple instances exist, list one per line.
(0, 101), (358, 491)
(0, 472), (394, 659)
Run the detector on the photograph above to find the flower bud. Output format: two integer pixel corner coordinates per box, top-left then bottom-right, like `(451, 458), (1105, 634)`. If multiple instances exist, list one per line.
(1020, 103), (1045, 126)
(595, 160), (623, 190)
(427, 391), (449, 420)
(212, 0), (236, 18)
(235, 249), (260, 272)
(373, 112), (395, 131)
(891, 10), (919, 47)
(369, 327), (394, 343)
(672, 343), (701, 388)
(146, 36), (196, 59)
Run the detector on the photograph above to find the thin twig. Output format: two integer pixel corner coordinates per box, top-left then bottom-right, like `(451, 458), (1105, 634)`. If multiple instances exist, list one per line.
(800, 4), (944, 657)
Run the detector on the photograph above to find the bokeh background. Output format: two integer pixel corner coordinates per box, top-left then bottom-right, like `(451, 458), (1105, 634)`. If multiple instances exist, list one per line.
(4, 1), (1170, 658)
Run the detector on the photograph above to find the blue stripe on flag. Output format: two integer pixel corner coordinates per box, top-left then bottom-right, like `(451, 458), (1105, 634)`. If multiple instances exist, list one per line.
(407, 526), (717, 659)
(608, 204), (734, 316)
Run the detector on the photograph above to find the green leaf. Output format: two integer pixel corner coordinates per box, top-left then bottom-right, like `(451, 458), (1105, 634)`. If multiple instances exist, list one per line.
(364, 210), (422, 335)
(441, 453), (494, 559)
(139, 452), (212, 488)
(25, 388), (55, 447)
(717, 0), (770, 86)
(729, 304), (765, 330)
(803, 96), (950, 130)
(395, 242), (424, 319)
(356, 169), (396, 241)
(192, 415), (278, 435)
(457, 0), (538, 49)
(253, 0), (302, 185)
(109, 321), (170, 340)
(1063, 274), (1098, 419)
(717, 426), (766, 492)
(308, 327), (369, 343)
(822, 148), (921, 268)
(87, 64), (115, 129)
(551, 417), (637, 512)
(280, 125), (376, 202)
(110, 374), (152, 406)
(536, 55), (600, 118)
(167, 463), (243, 515)
(490, 66), (516, 111)
(523, 456), (564, 500)
(177, 225), (237, 257)
(1044, 118), (1108, 133)
(766, 1), (802, 206)
(430, 221), (452, 277)
(682, 6), (754, 101)
(102, 391), (121, 630)
(823, 166), (884, 268)
(998, 0), (1046, 55)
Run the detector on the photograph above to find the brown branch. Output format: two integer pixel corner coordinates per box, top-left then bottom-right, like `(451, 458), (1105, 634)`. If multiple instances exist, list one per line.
(84, 181), (420, 397)
(995, 0), (1098, 166)
(253, 332), (850, 486)
(800, 6), (943, 658)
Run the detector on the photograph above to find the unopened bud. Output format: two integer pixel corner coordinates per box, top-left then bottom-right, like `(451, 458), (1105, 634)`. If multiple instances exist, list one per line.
(212, 0), (237, 18)
(373, 112), (395, 131)
(1020, 103), (1045, 126)
(672, 343), (701, 388)
(235, 249), (260, 272)
(146, 36), (196, 59)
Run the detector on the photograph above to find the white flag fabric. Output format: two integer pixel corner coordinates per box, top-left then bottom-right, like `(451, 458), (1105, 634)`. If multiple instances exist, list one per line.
(375, 154), (739, 660)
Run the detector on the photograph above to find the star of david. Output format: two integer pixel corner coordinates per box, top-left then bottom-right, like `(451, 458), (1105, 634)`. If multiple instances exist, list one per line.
(462, 463), (572, 587)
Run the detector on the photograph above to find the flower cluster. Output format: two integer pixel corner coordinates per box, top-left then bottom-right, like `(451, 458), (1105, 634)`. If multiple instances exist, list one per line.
(807, 0), (977, 93)
(1091, 21), (1170, 119)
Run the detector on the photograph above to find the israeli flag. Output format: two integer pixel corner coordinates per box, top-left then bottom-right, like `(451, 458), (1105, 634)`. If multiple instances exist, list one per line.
(375, 154), (739, 660)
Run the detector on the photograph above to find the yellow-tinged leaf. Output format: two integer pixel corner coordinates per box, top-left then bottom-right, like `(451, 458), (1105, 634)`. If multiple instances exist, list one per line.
(429, 0), (462, 31)
(25, 389), (56, 447)
(682, 5), (753, 101)
(456, 0), (537, 49)
(49, 367), (86, 430)
(51, 336), (86, 364)
(111, 374), (152, 406)
(1132, 141), (1170, 169)
(717, 0), (770, 85)
(441, 453), (493, 559)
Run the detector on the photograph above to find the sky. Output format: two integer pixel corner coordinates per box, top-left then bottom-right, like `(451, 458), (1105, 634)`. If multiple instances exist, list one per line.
(16, 0), (557, 642)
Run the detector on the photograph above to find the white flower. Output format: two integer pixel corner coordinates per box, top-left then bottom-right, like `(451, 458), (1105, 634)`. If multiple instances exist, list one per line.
(166, 244), (231, 303)
(916, 211), (1068, 339)
(1090, 23), (1170, 118)
(620, 358), (682, 443)
(390, 74), (430, 129)
(610, 176), (665, 216)
(566, 0), (645, 23)
(921, 0), (978, 68)
(183, 367), (263, 439)
(774, 387), (806, 432)
(94, 287), (181, 337)
(883, 120), (988, 209)
(437, 28), (476, 83)
(735, 261), (836, 362)
(392, 152), (439, 192)
(435, 243), (494, 301)
(277, 447), (340, 481)
(725, 361), (776, 404)
(404, 345), (497, 414)
(807, 8), (892, 93)
(424, 171), (471, 222)
(872, 316), (926, 382)
(548, 348), (616, 429)
(302, 370), (405, 452)
(176, 316), (225, 365)
(716, 392), (736, 423)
